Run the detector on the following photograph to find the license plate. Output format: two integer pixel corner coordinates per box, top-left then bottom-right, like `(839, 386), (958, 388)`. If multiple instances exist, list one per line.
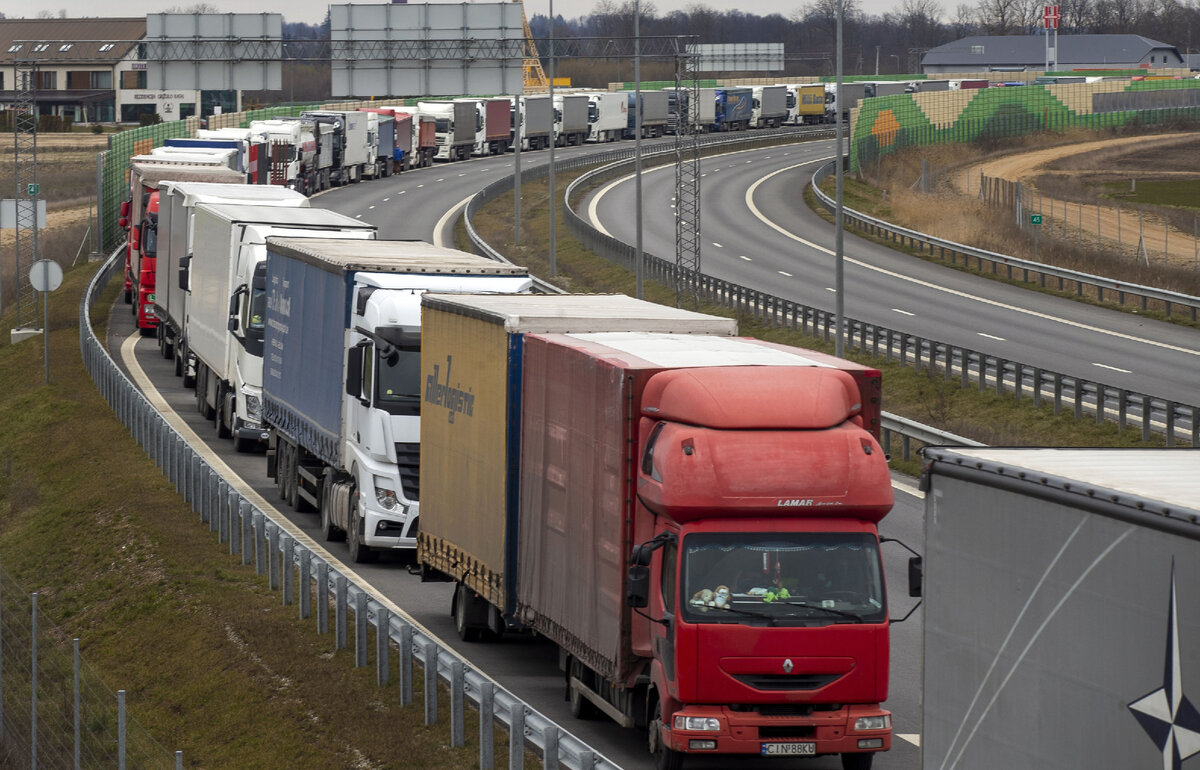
(761, 742), (816, 756)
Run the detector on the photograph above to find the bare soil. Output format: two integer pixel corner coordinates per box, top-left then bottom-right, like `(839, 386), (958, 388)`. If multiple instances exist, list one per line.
(953, 133), (1200, 268)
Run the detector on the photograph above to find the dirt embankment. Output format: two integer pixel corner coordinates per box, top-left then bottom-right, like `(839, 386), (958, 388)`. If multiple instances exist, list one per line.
(953, 133), (1200, 267)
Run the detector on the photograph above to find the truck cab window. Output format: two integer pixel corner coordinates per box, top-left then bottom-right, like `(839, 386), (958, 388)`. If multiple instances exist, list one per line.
(681, 532), (886, 625)
(373, 327), (421, 416)
(641, 421), (666, 478)
(660, 541), (677, 613)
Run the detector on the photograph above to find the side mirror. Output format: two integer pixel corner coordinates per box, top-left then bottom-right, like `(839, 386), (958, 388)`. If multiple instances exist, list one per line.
(228, 317), (239, 332)
(908, 557), (923, 598)
(626, 565), (650, 608)
(120, 200), (130, 218)
(118, 216), (128, 229)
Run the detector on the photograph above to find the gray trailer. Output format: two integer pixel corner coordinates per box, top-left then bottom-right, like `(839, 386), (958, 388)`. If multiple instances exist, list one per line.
(621, 90), (668, 138)
(751, 85), (788, 128)
(919, 447), (1200, 770)
(553, 94), (589, 146)
(868, 81), (909, 98)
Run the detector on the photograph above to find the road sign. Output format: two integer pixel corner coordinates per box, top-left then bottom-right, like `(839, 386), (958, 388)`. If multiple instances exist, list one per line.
(27, 183), (39, 195)
(1043, 5), (1060, 29)
(30, 260), (63, 292)
(1031, 214), (1043, 225)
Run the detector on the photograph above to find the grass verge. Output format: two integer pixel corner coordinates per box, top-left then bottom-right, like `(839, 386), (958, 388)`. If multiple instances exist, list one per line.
(0, 260), (534, 768)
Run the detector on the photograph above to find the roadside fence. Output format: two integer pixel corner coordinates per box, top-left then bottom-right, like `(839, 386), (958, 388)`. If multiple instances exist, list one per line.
(0, 564), (178, 768)
(78, 249), (617, 770)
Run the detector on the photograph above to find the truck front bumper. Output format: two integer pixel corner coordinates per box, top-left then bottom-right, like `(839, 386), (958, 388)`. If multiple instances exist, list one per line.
(662, 703), (891, 758)
(234, 423), (270, 443)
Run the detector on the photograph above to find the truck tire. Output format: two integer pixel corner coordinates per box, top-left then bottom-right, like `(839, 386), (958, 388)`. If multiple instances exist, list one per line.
(650, 702), (684, 770)
(454, 584), (481, 642)
(316, 484), (345, 539)
(215, 382), (231, 439)
(841, 753), (874, 770)
(568, 658), (599, 720)
(277, 442), (292, 501)
(346, 490), (376, 563)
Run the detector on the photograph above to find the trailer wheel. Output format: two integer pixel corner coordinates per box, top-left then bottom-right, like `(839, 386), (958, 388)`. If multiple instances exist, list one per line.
(649, 701), (684, 770)
(841, 753), (874, 770)
(454, 584), (481, 642)
(568, 658), (599, 720)
(347, 488), (376, 563)
(277, 442), (292, 501)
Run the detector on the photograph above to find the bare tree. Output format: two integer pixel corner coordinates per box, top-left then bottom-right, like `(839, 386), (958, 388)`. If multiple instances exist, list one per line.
(900, 0), (946, 47)
(974, 0), (1022, 34)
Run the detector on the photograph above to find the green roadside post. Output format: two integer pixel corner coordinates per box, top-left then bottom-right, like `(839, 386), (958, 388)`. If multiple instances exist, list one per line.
(1031, 213), (1042, 261)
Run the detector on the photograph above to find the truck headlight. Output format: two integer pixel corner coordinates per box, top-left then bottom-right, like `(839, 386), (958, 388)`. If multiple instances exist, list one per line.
(243, 394), (261, 422)
(373, 476), (399, 510)
(674, 716), (721, 732)
(854, 715), (891, 731)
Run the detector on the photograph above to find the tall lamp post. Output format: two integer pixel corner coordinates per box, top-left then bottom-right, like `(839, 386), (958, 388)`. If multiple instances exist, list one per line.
(834, 0), (845, 358)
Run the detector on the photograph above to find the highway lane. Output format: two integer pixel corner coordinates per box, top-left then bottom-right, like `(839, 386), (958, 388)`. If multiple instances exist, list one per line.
(585, 141), (1200, 407)
(106, 286), (924, 768)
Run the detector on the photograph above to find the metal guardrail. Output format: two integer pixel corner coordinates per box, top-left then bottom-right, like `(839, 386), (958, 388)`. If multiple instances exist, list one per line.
(79, 247), (616, 770)
(463, 131), (1199, 447)
(812, 161), (1200, 323)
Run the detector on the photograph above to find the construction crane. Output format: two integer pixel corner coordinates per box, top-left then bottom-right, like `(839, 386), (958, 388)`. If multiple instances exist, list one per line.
(518, 0), (549, 92)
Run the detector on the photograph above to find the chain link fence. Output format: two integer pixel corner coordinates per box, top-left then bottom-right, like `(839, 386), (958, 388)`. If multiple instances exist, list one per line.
(0, 564), (177, 769)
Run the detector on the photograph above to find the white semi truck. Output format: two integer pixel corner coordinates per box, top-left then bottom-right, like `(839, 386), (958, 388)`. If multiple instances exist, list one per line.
(184, 205), (377, 450)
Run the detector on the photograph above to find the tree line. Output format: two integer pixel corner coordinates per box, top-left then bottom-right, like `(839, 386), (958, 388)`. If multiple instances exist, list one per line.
(528, 0), (1200, 77)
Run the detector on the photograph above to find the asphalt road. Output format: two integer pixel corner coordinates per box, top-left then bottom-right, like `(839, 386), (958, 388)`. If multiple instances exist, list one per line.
(582, 140), (1200, 407)
(107, 304), (926, 770)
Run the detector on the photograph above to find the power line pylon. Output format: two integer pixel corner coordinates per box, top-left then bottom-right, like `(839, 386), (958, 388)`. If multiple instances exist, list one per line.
(519, 0), (549, 93)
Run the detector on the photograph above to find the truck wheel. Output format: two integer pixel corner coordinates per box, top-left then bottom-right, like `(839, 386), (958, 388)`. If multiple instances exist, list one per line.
(215, 383), (231, 439)
(841, 753), (874, 770)
(319, 492), (345, 542)
(568, 659), (598, 720)
(454, 584), (481, 642)
(277, 443), (292, 501)
(347, 490), (375, 563)
(650, 702), (684, 770)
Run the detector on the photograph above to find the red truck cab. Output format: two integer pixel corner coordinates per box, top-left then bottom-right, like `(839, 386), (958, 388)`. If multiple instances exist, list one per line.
(131, 190), (160, 333)
(627, 364), (894, 770)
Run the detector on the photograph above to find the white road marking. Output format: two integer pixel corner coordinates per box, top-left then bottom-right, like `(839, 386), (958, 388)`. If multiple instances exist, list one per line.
(898, 734), (921, 747)
(826, 287), (838, 293)
(778, 271), (792, 277)
(417, 184), (424, 188)
(355, 214), (362, 218)
(977, 332), (1004, 341)
(382, 197), (390, 202)
(712, 242), (723, 248)
(744, 162), (1200, 359)
(434, 194), (474, 248)
(368, 205), (375, 210)
(739, 255), (752, 261)
(436, 178), (445, 182)
(117, 333), (457, 653)
(397, 190), (406, 194)
(1093, 362), (1132, 374)
(893, 308), (915, 315)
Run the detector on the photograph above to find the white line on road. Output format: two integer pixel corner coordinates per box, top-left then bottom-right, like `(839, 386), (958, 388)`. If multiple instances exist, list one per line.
(898, 734), (921, 747)
(744, 161), (1200, 359)
(712, 242), (723, 248)
(893, 308), (915, 316)
(739, 255), (752, 261)
(1093, 362), (1133, 374)
(117, 333), (449, 647)
(434, 194), (474, 248)
(368, 205), (375, 210)
(977, 332), (1005, 341)
(382, 197), (390, 202)
(778, 271), (793, 277)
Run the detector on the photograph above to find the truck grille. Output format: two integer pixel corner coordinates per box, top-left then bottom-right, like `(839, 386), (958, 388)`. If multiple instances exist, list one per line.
(394, 442), (419, 501)
(733, 673), (841, 691)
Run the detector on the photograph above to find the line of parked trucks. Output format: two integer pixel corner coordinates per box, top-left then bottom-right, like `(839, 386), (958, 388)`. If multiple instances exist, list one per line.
(120, 142), (911, 767)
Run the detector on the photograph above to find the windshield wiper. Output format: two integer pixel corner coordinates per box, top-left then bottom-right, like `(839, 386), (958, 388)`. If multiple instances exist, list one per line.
(701, 605), (777, 624)
(772, 601), (863, 621)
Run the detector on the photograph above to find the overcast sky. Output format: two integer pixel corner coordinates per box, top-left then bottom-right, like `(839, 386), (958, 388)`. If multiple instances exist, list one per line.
(2, 0), (903, 29)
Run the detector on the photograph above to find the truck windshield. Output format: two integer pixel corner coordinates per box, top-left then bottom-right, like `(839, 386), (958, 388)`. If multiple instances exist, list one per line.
(434, 118), (450, 133)
(374, 327), (421, 416)
(680, 532), (885, 626)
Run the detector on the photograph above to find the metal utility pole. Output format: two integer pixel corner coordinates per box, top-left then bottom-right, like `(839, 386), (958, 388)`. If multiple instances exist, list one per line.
(673, 39), (701, 308)
(547, 0), (557, 276)
(12, 60), (42, 340)
(634, 0), (644, 299)
(834, 0), (846, 358)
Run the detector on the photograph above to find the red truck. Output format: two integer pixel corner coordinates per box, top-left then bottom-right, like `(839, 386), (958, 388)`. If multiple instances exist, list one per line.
(120, 156), (243, 333)
(388, 107), (437, 169)
(483, 97), (511, 156)
(418, 294), (895, 770)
